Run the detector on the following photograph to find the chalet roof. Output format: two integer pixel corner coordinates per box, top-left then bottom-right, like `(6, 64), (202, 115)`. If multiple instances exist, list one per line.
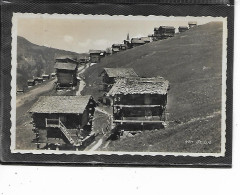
(28, 79), (35, 82)
(159, 26), (175, 29)
(188, 21), (197, 25)
(103, 68), (138, 78)
(56, 56), (77, 60)
(29, 95), (92, 114)
(107, 77), (169, 96)
(112, 48), (120, 52)
(140, 37), (151, 42)
(131, 38), (145, 44)
(112, 44), (121, 47)
(55, 57), (78, 63)
(179, 26), (189, 29)
(54, 62), (78, 70)
(89, 50), (102, 54)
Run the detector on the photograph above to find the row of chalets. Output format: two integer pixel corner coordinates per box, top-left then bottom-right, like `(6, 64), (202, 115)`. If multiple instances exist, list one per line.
(27, 21), (197, 150)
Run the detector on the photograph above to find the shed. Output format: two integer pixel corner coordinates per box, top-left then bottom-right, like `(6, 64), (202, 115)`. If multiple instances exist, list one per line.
(29, 95), (96, 149)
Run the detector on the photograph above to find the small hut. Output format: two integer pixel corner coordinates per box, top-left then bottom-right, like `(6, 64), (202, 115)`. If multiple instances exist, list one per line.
(29, 95), (96, 149)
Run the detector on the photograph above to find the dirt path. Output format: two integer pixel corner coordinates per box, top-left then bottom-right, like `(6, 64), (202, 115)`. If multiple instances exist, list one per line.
(76, 63), (95, 96)
(16, 79), (56, 108)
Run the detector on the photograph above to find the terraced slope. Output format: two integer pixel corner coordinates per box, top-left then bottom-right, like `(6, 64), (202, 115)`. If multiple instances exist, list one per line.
(83, 22), (224, 153)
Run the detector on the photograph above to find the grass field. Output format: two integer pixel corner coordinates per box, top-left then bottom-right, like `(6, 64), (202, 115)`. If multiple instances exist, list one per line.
(83, 22), (224, 153)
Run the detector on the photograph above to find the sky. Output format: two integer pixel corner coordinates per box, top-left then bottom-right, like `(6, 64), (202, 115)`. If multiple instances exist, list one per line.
(16, 14), (223, 53)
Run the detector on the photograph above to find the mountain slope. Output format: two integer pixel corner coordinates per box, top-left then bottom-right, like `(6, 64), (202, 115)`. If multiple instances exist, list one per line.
(17, 36), (86, 89)
(83, 22), (224, 153)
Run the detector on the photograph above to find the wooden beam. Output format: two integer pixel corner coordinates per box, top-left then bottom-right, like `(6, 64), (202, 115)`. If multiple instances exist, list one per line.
(113, 120), (164, 123)
(113, 105), (162, 108)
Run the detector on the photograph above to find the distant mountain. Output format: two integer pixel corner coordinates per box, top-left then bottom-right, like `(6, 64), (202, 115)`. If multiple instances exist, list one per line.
(17, 36), (88, 89)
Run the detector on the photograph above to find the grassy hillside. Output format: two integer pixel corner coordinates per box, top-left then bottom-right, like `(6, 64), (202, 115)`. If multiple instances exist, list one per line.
(83, 22), (224, 153)
(17, 36), (88, 89)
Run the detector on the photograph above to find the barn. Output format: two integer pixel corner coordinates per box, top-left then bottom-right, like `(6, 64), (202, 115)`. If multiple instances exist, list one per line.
(29, 95), (96, 150)
(54, 57), (78, 88)
(107, 77), (169, 132)
(100, 68), (138, 92)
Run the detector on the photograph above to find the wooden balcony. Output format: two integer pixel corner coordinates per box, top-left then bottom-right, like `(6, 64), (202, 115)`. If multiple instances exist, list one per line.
(45, 118), (60, 128)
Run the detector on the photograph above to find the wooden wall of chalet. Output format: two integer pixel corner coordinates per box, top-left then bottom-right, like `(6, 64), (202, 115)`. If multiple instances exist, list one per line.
(114, 94), (167, 105)
(102, 72), (115, 91)
(56, 69), (77, 86)
(90, 54), (100, 63)
(32, 113), (82, 129)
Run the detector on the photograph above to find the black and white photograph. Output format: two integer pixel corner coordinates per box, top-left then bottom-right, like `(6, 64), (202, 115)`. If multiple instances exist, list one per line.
(11, 13), (227, 157)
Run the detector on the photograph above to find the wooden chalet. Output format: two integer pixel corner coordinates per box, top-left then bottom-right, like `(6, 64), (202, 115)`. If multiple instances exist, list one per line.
(123, 40), (132, 49)
(29, 95), (96, 149)
(112, 44), (121, 54)
(51, 73), (56, 78)
(34, 77), (43, 84)
(89, 50), (102, 63)
(27, 79), (35, 87)
(54, 57), (79, 88)
(178, 26), (189, 33)
(140, 37), (151, 43)
(107, 77), (169, 131)
(100, 68), (138, 92)
(99, 50), (106, 59)
(79, 56), (89, 65)
(131, 38), (145, 47)
(188, 21), (197, 28)
(42, 74), (50, 80)
(152, 26), (175, 40)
